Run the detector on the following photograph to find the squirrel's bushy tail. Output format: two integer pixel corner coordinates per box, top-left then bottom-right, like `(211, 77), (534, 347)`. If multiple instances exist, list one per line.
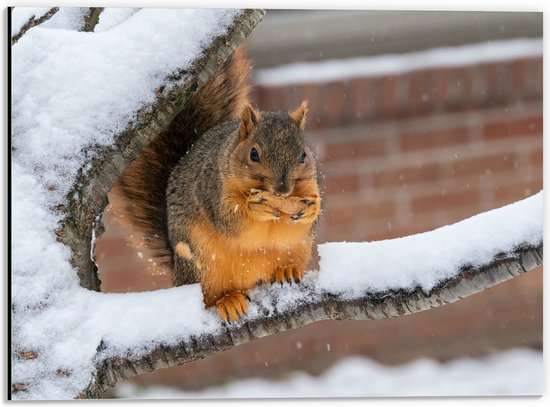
(113, 47), (251, 269)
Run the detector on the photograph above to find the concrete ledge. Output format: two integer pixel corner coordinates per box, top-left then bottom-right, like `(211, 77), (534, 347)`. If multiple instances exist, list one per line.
(247, 10), (542, 68)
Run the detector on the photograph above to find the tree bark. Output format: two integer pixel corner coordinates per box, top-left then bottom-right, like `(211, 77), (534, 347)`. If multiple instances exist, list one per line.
(54, 9), (267, 291)
(82, 8), (104, 32)
(79, 242), (542, 398)
(11, 7), (59, 45)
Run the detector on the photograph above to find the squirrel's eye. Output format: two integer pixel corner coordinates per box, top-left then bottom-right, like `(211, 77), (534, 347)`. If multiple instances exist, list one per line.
(250, 147), (260, 163)
(300, 150), (307, 164)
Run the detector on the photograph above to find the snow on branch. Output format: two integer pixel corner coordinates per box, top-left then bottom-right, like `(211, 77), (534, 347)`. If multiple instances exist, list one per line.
(85, 235), (542, 398)
(10, 6), (543, 401)
(11, 7), (106, 44)
(11, 7), (59, 44)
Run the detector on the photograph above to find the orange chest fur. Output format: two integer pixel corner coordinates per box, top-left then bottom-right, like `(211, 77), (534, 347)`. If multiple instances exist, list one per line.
(190, 215), (312, 259)
(188, 217), (313, 304)
(237, 215), (313, 248)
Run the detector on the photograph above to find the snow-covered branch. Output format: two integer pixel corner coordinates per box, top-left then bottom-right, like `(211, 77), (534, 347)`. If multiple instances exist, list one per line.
(11, 7), (59, 44)
(84, 239), (542, 398)
(11, 7), (107, 44)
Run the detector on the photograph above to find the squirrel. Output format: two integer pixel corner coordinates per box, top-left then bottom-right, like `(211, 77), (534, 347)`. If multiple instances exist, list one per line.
(113, 47), (322, 322)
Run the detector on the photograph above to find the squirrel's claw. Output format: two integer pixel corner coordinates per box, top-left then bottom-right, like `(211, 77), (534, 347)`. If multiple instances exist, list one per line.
(216, 291), (249, 322)
(273, 265), (304, 286)
(289, 196), (321, 224)
(291, 211), (304, 221)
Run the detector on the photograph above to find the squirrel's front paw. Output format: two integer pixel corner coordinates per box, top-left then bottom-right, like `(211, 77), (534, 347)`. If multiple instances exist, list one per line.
(216, 291), (249, 322)
(289, 196), (321, 223)
(247, 190), (281, 221)
(273, 265), (304, 285)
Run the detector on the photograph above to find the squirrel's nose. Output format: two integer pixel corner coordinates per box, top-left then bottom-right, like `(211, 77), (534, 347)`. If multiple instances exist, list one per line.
(274, 189), (291, 197)
(273, 183), (292, 197)
(273, 173), (293, 197)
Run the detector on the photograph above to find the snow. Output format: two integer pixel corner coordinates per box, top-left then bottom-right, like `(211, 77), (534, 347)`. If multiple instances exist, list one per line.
(10, 7), (543, 400)
(114, 348), (543, 398)
(317, 192), (543, 297)
(94, 8), (140, 32)
(40, 7), (89, 31)
(255, 38), (543, 86)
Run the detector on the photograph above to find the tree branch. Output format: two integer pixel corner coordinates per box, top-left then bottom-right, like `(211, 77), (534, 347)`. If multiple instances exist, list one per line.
(82, 8), (104, 32)
(80, 242), (542, 398)
(11, 7), (59, 45)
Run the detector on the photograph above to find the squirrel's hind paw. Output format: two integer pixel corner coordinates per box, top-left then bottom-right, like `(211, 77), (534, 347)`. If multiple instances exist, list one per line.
(216, 291), (249, 322)
(273, 265), (304, 285)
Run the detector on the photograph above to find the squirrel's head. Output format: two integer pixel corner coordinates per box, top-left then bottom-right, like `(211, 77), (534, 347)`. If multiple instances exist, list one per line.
(230, 101), (317, 197)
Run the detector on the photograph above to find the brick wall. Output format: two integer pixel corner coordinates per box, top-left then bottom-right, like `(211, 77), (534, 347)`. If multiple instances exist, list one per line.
(100, 53), (542, 394)
(253, 56), (542, 245)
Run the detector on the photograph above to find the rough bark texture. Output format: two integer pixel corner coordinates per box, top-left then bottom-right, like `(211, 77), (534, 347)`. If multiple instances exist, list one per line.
(11, 7), (59, 45)
(54, 9), (267, 291)
(82, 7), (104, 32)
(79, 242), (542, 398)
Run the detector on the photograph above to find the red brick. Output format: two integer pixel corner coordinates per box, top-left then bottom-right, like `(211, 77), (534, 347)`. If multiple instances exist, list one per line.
(324, 81), (345, 127)
(432, 68), (449, 107)
(376, 75), (396, 119)
(408, 70), (431, 116)
(284, 86), (301, 110)
(324, 200), (396, 227)
(512, 58), (531, 98)
(372, 163), (441, 187)
(469, 65), (489, 107)
(392, 73), (410, 117)
(512, 57), (543, 101)
(531, 148), (543, 167)
(339, 79), (359, 124)
(295, 83), (318, 107)
(411, 189), (480, 214)
(400, 127), (470, 151)
(448, 66), (474, 109)
(493, 180), (543, 206)
(529, 59), (543, 100)
(323, 172), (359, 195)
(451, 153), (517, 178)
(485, 62), (512, 102)
(296, 83), (321, 130)
(323, 138), (386, 163)
(255, 85), (287, 111)
(483, 116), (542, 140)
(348, 77), (371, 123)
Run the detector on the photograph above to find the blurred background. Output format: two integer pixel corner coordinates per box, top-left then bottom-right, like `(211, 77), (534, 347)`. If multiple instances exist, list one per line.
(95, 10), (543, 397)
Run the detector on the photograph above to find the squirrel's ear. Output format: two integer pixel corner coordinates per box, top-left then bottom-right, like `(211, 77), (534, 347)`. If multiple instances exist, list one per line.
(239, 103), (260, 141)
(289, 100), (308, 133)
